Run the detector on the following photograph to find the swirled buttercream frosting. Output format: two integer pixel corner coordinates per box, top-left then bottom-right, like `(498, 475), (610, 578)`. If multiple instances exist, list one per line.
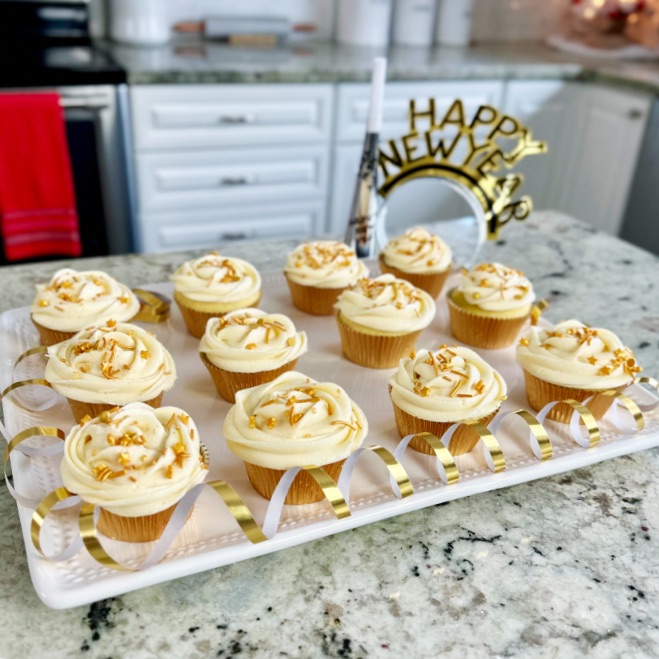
(30, 269), (140, 332)
(455, 262), (535, 313)
(171, 253), (261, 304)
(335, 274), (436, 333)
(381, 227), (452, 274)
(223, 371), (368, 469)
(200, 308), (307, 373)
(61, 402), (207, 517)
(45, 321), (176, 404)
(390, 345), (507, 423)
(283, 241), (369, 288)
(517, 319), (641, 389)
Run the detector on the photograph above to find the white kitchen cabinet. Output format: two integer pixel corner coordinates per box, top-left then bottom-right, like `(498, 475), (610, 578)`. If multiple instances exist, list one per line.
(558, 84), (650, 236)
(504, 80), (650, 235)
(138, 200), (325, 253)
(129, 84), (334, 252)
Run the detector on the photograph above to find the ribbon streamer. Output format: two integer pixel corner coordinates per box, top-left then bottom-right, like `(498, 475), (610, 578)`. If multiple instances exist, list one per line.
(530, 299), (549, 326)
(393, 433), (459, 486)
(536, 399), (600, 448)
(442, 422), (506, 473)
(132, 289), (170, 323)
(489, 409), (552, 461)
(14, 346), (48, 369)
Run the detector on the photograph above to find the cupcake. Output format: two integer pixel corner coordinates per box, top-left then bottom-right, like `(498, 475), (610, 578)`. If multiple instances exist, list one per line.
(389, 345), (507, 456)
(283, 241), (369, 316)
(45, 321), (176, 422)
(30, 268), (140, 346)
(60, 402), (208, 542)
(335, 274), (436, 368)
(447, 262), (535, 349)
(223, 371), (368, 504)
(379, 227), (453, 298)
(171, 252), (262, 338)
(517, 319), (642, 423)
(199, 308), (308, 403)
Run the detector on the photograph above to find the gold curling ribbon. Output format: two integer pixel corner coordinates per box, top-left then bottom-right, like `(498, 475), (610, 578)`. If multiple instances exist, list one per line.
(530, 299), (549, 326)
(506, 410), (552, 461)
(132, 289), (170, 323)
(4, 426), (65, 467)
(300, 466), (351, 519)
(31, 487), (77, 557)
(78, 503), (132, 572)
(369, 445), (414, 497)
(14, 346), (48, 368)
(561, 399), (600, 448)
(1, 378), (52, 401)
(463, 422), (507, 473)
(409, 433), (459, 485)
(208, 481), (268, 543)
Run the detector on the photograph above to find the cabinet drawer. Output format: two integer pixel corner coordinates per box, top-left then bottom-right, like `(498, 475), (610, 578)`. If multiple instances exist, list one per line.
(135, 145), (329, 213)
(137, 200), (324, 253)
(335, 80), (504, 142)
(131, 84), (334, 150)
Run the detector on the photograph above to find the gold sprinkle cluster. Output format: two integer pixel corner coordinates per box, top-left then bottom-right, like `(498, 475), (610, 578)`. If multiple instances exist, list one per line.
(411, 347), (487, 399)
(293, 242), (355, 270)
(463, 263), (529, 301)
(392, 229), (445, 267)
(216, 314), (290, 346)
(356, 278), (421, 309)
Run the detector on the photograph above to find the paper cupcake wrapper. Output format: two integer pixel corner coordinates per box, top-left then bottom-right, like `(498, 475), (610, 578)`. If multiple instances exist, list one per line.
(336, 314), (421, 369)
(96, 503), (182, 543)
(285, 276), (346, 316)
(523, 370), (624, 424)
(200, 352), (299, 403)
(174, 291), (262, 338)
(378, 255), (451, 299)
(391, 397), (498, 456)
(67, 392), (164, 424)
(31, 317), (76, 347)
(244, 459), (346, 504)
(447, 293), (530, 349)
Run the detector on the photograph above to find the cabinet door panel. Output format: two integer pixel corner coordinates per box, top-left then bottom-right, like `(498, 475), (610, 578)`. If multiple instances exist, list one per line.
(559, 85), (650, 235)
(137, 201), (324, 253)
(135, 146), (329, 213)
(336, 81), (504, 142)
(131, 84), (333, 150)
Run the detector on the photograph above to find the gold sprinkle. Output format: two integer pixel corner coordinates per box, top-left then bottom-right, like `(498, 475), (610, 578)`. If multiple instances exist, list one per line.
(166, 465), (174, 479)
(38, 299), (49, 307)
(410, 350), (416, 359)
(119, 296), (129, 304)
(106, 319), (117, 328)
(140, 350), (151, 359)
(449, 381), (462, 398)
(519, 337), (529, 346)
(118, 452), (131, 467)
(587, 356), (598, 365)
(249, 416), (256, 429)
(99, 411), (111, 423)
(178, 414), (190, 425)
(84, 434), (93, 445)
(331, 420), (357, 431)
(472, 292), (481, 300)
(267, 417), (277, 429)
(246, 343), (257, 350)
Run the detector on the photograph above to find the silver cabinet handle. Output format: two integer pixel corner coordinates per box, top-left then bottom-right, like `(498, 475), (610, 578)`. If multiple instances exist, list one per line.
(628, 108), (644, 120)
(220, 177), (252, 186)
(218, 114), (255, 124)
(219, 232), (256, 241)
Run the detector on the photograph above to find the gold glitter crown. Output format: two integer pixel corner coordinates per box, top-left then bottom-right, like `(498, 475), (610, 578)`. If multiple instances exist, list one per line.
(377, 99), (548, 239)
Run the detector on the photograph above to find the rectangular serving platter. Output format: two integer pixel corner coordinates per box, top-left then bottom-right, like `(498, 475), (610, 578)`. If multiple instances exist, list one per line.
(2, 270), (658, 609)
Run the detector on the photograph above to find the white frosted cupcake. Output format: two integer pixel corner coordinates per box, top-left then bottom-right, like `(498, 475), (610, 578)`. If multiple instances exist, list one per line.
(45, 321), (176, 422)
(283, 241), (369, 315)
(517, 319), (642, 422)
(171, 252), (262, 337)
(447, 262), (535, 349)
(30, 268), (140, 346)
(335, 274), (436, 368)
(223, 371), (368, 504)
(61, 402), (208, 542)
(199, 308), (308, 403)
(390, 345), (507, 455)
(379, 227), (453, 298)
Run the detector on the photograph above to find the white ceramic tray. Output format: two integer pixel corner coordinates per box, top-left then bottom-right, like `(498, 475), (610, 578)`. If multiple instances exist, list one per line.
(2, 271), (658, 609)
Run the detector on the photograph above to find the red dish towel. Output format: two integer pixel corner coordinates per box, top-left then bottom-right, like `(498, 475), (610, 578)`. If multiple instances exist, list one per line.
(0, 93), (82, 261)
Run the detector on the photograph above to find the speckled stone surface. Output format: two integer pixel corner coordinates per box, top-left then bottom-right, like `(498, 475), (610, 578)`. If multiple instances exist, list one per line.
(1, 211), (658, 658)
(105, 39), (659, 94)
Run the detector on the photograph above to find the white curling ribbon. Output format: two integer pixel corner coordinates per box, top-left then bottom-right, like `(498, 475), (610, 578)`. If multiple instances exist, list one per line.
(628, 379), (659, 414)
(8, 348), (60, 412)
(393, 433), (458, 485)
(583, 392), (643, 435)
(488, 410), (552, 462)
(441, 423), (505, 473)
(32, 492), (84, 562)
(535, 402), (598, 449)
(337, 446), (413, 503)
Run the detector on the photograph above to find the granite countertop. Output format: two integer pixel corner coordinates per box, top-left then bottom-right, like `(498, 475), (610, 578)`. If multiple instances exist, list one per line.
(1, 211), (659, 657)
(105, 39), (659, 95)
